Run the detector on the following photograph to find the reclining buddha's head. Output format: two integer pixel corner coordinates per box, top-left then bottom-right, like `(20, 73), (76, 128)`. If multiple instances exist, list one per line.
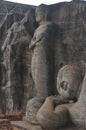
(57, 65), (84, 100)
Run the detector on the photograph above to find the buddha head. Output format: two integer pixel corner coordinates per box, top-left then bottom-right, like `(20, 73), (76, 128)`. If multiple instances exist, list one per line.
(57, 65), (84, 100)
(35, 4), (49, 23)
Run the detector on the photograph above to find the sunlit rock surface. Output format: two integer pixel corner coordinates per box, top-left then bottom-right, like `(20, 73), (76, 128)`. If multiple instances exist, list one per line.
(0, 0), (86, 118)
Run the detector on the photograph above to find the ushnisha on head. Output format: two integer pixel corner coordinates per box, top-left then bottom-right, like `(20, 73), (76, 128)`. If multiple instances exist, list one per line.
(57, 65), (84, 100)
(35, 4), (49, 24)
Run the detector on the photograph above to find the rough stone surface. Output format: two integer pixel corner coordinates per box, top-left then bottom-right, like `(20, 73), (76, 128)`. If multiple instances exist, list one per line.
(24, 97), (45, 125)
(49, 1), (86, 74)
(11, 121), (86, 130)
(25, 3), (86, 129)
(30, 17), (57, 97)
(69, 68), (86, 128)
(36, 64), (84, 130)
(57, 64), (84, 100)
(0, 2), (86, 130)
(0, 1), (36, 113)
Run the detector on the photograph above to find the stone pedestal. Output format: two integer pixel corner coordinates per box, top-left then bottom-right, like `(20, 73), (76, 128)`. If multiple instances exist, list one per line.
(11, 121), (86, 130)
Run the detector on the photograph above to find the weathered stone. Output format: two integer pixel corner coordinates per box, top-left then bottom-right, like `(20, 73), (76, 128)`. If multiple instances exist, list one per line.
(11, 121), (42, 130)
(11, 121), (86, 130)
(69, 66), (86, 128)
(57, 64), (84, 100)
(0, 1), (86, 130)
(1, 8), (36, 113)
(29, 4), (57, 97)
(24, 97), (45, 125)
(36, 64), (84, 130)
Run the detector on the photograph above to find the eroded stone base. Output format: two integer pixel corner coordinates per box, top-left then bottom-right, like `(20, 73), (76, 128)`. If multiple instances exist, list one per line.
(11, 121), (42, 130)
(11, 121), (86, 130)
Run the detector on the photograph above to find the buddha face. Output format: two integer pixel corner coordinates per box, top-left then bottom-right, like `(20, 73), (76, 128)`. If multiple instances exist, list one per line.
(35, 9), (45, 22)
(35, 4), (48, 23)
(57, 65), (83, 100)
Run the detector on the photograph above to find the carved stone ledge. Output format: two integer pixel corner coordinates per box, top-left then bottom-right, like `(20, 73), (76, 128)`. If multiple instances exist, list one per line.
(11, 121), (86, 130)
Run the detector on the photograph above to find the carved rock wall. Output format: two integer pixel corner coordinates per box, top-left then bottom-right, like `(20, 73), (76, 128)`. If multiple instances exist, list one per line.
(50, 1), (86, 71)
(0, 1), (36, 113)
(0, 0), (86, 113)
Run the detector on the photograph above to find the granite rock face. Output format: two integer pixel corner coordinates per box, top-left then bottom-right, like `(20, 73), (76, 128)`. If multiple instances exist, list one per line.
(0, 1), (36, 113)
(0, 0), (86, 114)
(24, 3), (86, 129)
